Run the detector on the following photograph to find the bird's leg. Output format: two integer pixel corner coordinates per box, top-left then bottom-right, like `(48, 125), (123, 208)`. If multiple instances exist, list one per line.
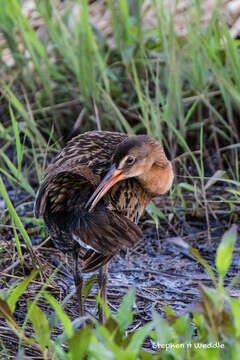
(98, 263), (108, 324)
(73, 249), (85, 319)
(125, 248), (130, 262)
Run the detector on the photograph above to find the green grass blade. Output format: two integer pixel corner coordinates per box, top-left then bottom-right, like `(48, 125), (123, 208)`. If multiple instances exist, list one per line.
(0, 176), (33, 250)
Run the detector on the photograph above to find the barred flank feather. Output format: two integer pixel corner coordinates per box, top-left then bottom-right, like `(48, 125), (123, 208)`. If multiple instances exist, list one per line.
(43, 200), (142, 256)
(82, 250), (112, 273)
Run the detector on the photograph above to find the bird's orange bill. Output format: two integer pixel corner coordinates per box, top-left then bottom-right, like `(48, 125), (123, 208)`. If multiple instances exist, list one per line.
(86, 165), (123, 212)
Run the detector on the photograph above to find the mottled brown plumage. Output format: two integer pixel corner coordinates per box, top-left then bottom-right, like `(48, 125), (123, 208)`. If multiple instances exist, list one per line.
(35, 130), (173, 321)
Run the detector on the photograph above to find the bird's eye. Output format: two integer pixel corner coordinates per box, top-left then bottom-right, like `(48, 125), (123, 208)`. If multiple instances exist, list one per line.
(126, 156), (136, 166)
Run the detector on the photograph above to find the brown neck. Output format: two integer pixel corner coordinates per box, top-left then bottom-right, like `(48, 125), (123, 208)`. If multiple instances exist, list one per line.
(138, 161), (173, 196)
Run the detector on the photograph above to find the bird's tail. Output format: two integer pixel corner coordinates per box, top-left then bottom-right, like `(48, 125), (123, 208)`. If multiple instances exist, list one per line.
(82, 249), (112, 273)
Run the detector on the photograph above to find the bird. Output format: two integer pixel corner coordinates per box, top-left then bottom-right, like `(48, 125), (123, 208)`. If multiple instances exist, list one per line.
(34, 130), (174, 322)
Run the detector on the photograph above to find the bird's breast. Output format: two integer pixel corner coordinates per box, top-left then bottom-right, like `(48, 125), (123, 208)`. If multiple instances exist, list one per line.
(107, 178), (150, 223)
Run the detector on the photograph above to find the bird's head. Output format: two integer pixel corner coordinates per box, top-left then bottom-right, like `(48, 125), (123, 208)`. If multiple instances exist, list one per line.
(86, 135), (174, 211)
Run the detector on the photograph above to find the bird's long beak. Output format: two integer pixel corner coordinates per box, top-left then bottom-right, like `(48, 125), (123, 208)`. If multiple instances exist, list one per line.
(86, 164), (123, 212)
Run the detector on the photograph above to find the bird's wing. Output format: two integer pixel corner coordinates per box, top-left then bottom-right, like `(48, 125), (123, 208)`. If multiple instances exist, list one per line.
(34, 162), (100, 218)
(72, 206), (143, 254)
